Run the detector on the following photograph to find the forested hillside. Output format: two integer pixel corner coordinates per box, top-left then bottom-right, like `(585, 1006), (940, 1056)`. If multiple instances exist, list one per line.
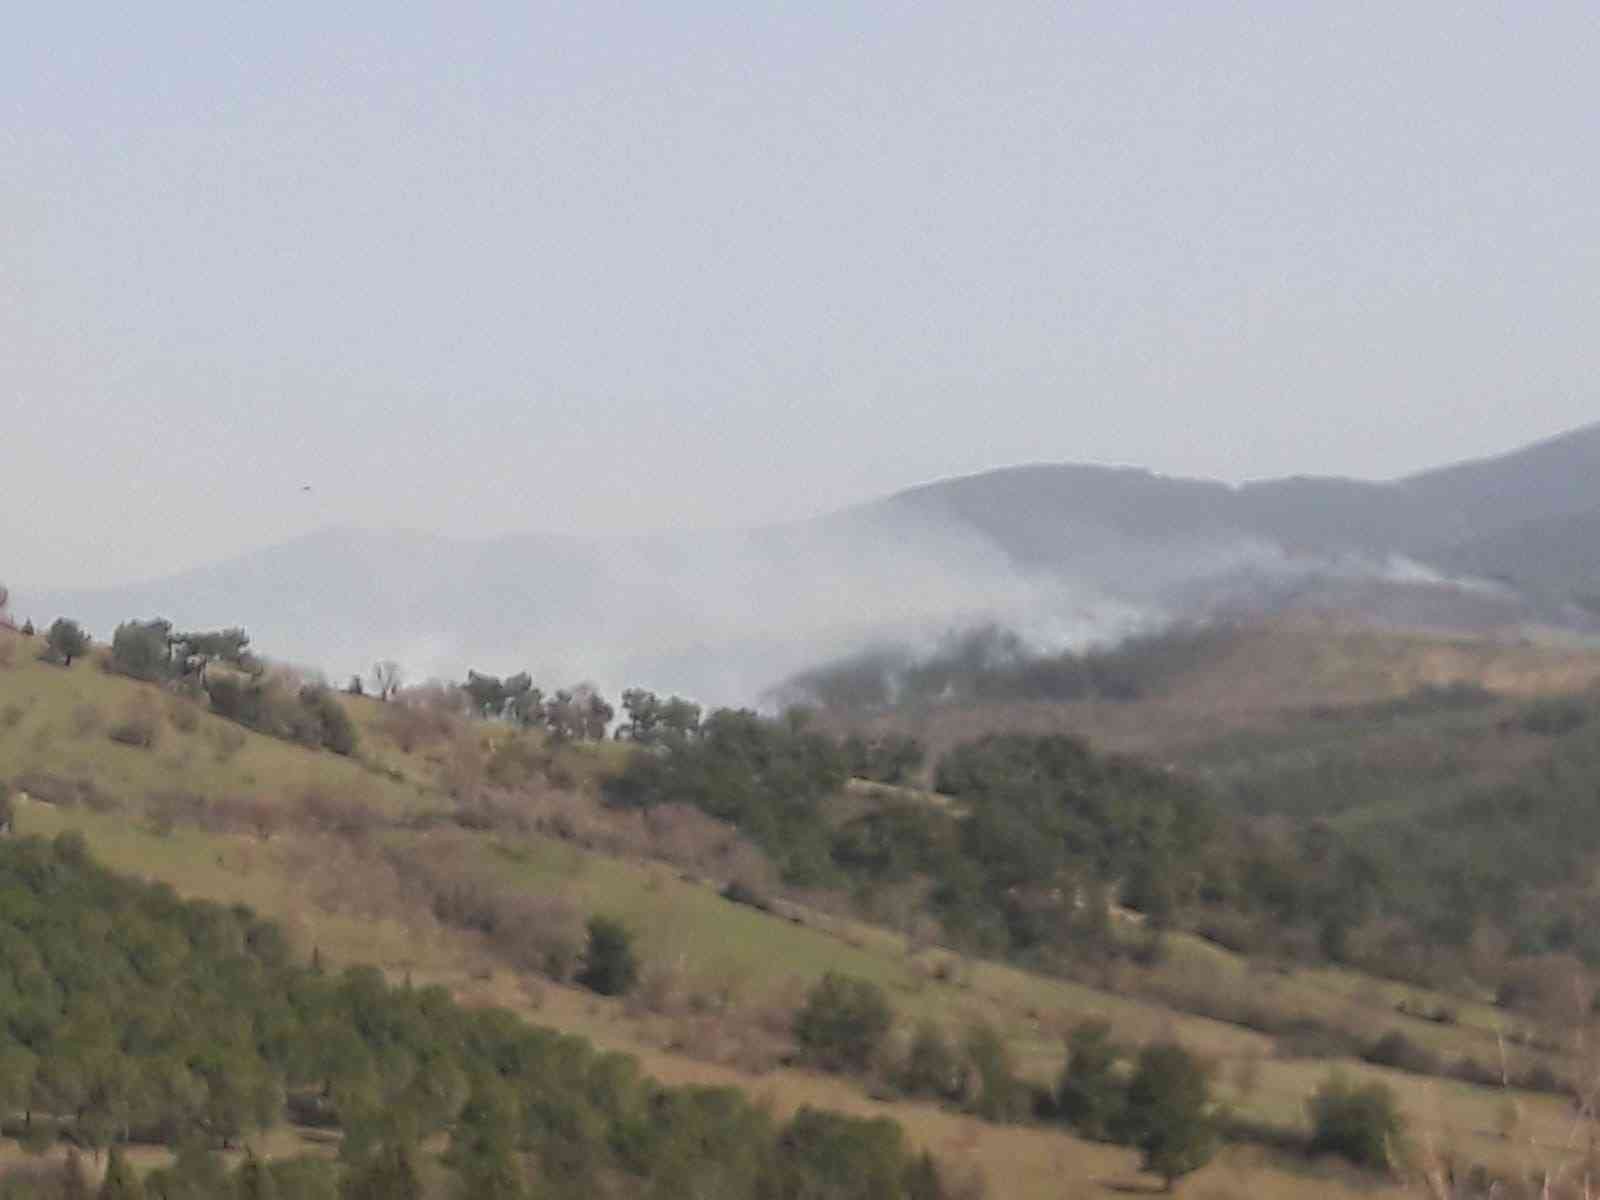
(9, 615), (1600, 1196)
(0, 832), (953, 1199)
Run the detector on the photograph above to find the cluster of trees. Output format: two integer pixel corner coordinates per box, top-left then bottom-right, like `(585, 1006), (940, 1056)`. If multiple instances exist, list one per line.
(107, 621), (256, 684)
(1181, 685), (1600, 993)
(29, 616), (359, 759)
(840, 733), (925, 786)
(605, 709), (849, 885)
(204, 675), (358, 758)
(608, 722), (1215, 961)
(0, 834), (962, 1199)
(441, 673), (709, 748)
(775, 624), (1238, 713)
(601, 688), (1600, 1009)
(1054, 1026), (1220, 1192)
(444, 671), (615, 741)
(793, 975), (1225, 1192)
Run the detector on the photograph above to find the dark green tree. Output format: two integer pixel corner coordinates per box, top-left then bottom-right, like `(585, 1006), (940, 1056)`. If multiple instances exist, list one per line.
(899, 1021), (962, 1101)
(794, 974), (893, 1075)
(618, 689), (662, 742)
(577, 916), (639, 997)
(1119, 1042), (1217, 1192)
(774, 1108), (911, 1200)
(1307, 1073), (1405, 1171)
(1057, 1020), (1124, 1139)
(45, 618), (91, 666)
(110, 619), (176, 682)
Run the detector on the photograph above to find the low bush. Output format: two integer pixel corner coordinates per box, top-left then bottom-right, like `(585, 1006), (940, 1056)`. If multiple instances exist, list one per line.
(108, 705), (161, 749)
(721, 879), (772, 912)
(794, 973), (893, 1075)
(69, 703), (104, 738)
(1363, 1030), (1442, 1076)
(1307, 1073), (1406, 1171)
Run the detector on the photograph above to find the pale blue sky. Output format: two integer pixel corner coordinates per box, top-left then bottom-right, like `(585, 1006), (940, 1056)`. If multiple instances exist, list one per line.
(5, 3), (1598, 586)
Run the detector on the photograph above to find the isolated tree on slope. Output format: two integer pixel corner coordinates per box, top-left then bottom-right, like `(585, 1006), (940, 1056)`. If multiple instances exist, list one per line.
(1120, 1041), (1217, 1192)
(46, 618), (91, 667)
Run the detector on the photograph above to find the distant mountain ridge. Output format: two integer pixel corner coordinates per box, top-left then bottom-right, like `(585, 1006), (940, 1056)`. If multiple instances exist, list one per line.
(15, 422), (1600, 702)
(883, 420), (1600, 567)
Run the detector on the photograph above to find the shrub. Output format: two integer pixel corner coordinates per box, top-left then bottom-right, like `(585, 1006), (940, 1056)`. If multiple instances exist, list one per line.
(70, 703), (104, 738)
(1518, 695), (1588, 737)
(577, 915), (640, 997)
(300, 686), (359, 756)
(108, 705), (162, 750)
(1307, 1073), (1405, 1171)
(293, 787), (382, 839)
(1363, 1030), (1441, 1076)
(144, 790), (210, 836)
(167, 699), (201, 733)
(898, 1021), (963, 1102)
(720, 879), (772, 912)
(209, 723), (247, 761)
(794, 973), (893, 1075)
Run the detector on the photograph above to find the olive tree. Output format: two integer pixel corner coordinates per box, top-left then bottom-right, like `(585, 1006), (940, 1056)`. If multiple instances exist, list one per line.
(45, 618), (91, 667)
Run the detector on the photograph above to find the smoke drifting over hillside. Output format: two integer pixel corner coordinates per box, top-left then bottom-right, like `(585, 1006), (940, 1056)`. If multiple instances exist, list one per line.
(16, 516), (1155, 706)
(21, 426), (1598, 705)
(17, 528), (1520, 713)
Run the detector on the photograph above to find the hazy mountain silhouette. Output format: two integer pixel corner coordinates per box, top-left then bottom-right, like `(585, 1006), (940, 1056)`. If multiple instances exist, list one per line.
(17, 422), (1600, 702)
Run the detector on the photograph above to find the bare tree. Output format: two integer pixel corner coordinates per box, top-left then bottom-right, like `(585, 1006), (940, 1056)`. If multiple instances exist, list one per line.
(370, 660), (404, 702)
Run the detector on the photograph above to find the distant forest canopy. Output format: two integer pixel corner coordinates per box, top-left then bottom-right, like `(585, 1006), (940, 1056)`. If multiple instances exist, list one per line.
(770, 622), (1240, 713)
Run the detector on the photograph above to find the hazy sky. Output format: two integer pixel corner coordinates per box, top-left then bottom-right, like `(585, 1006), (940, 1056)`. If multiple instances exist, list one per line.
(5, 4), (1598, 587)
